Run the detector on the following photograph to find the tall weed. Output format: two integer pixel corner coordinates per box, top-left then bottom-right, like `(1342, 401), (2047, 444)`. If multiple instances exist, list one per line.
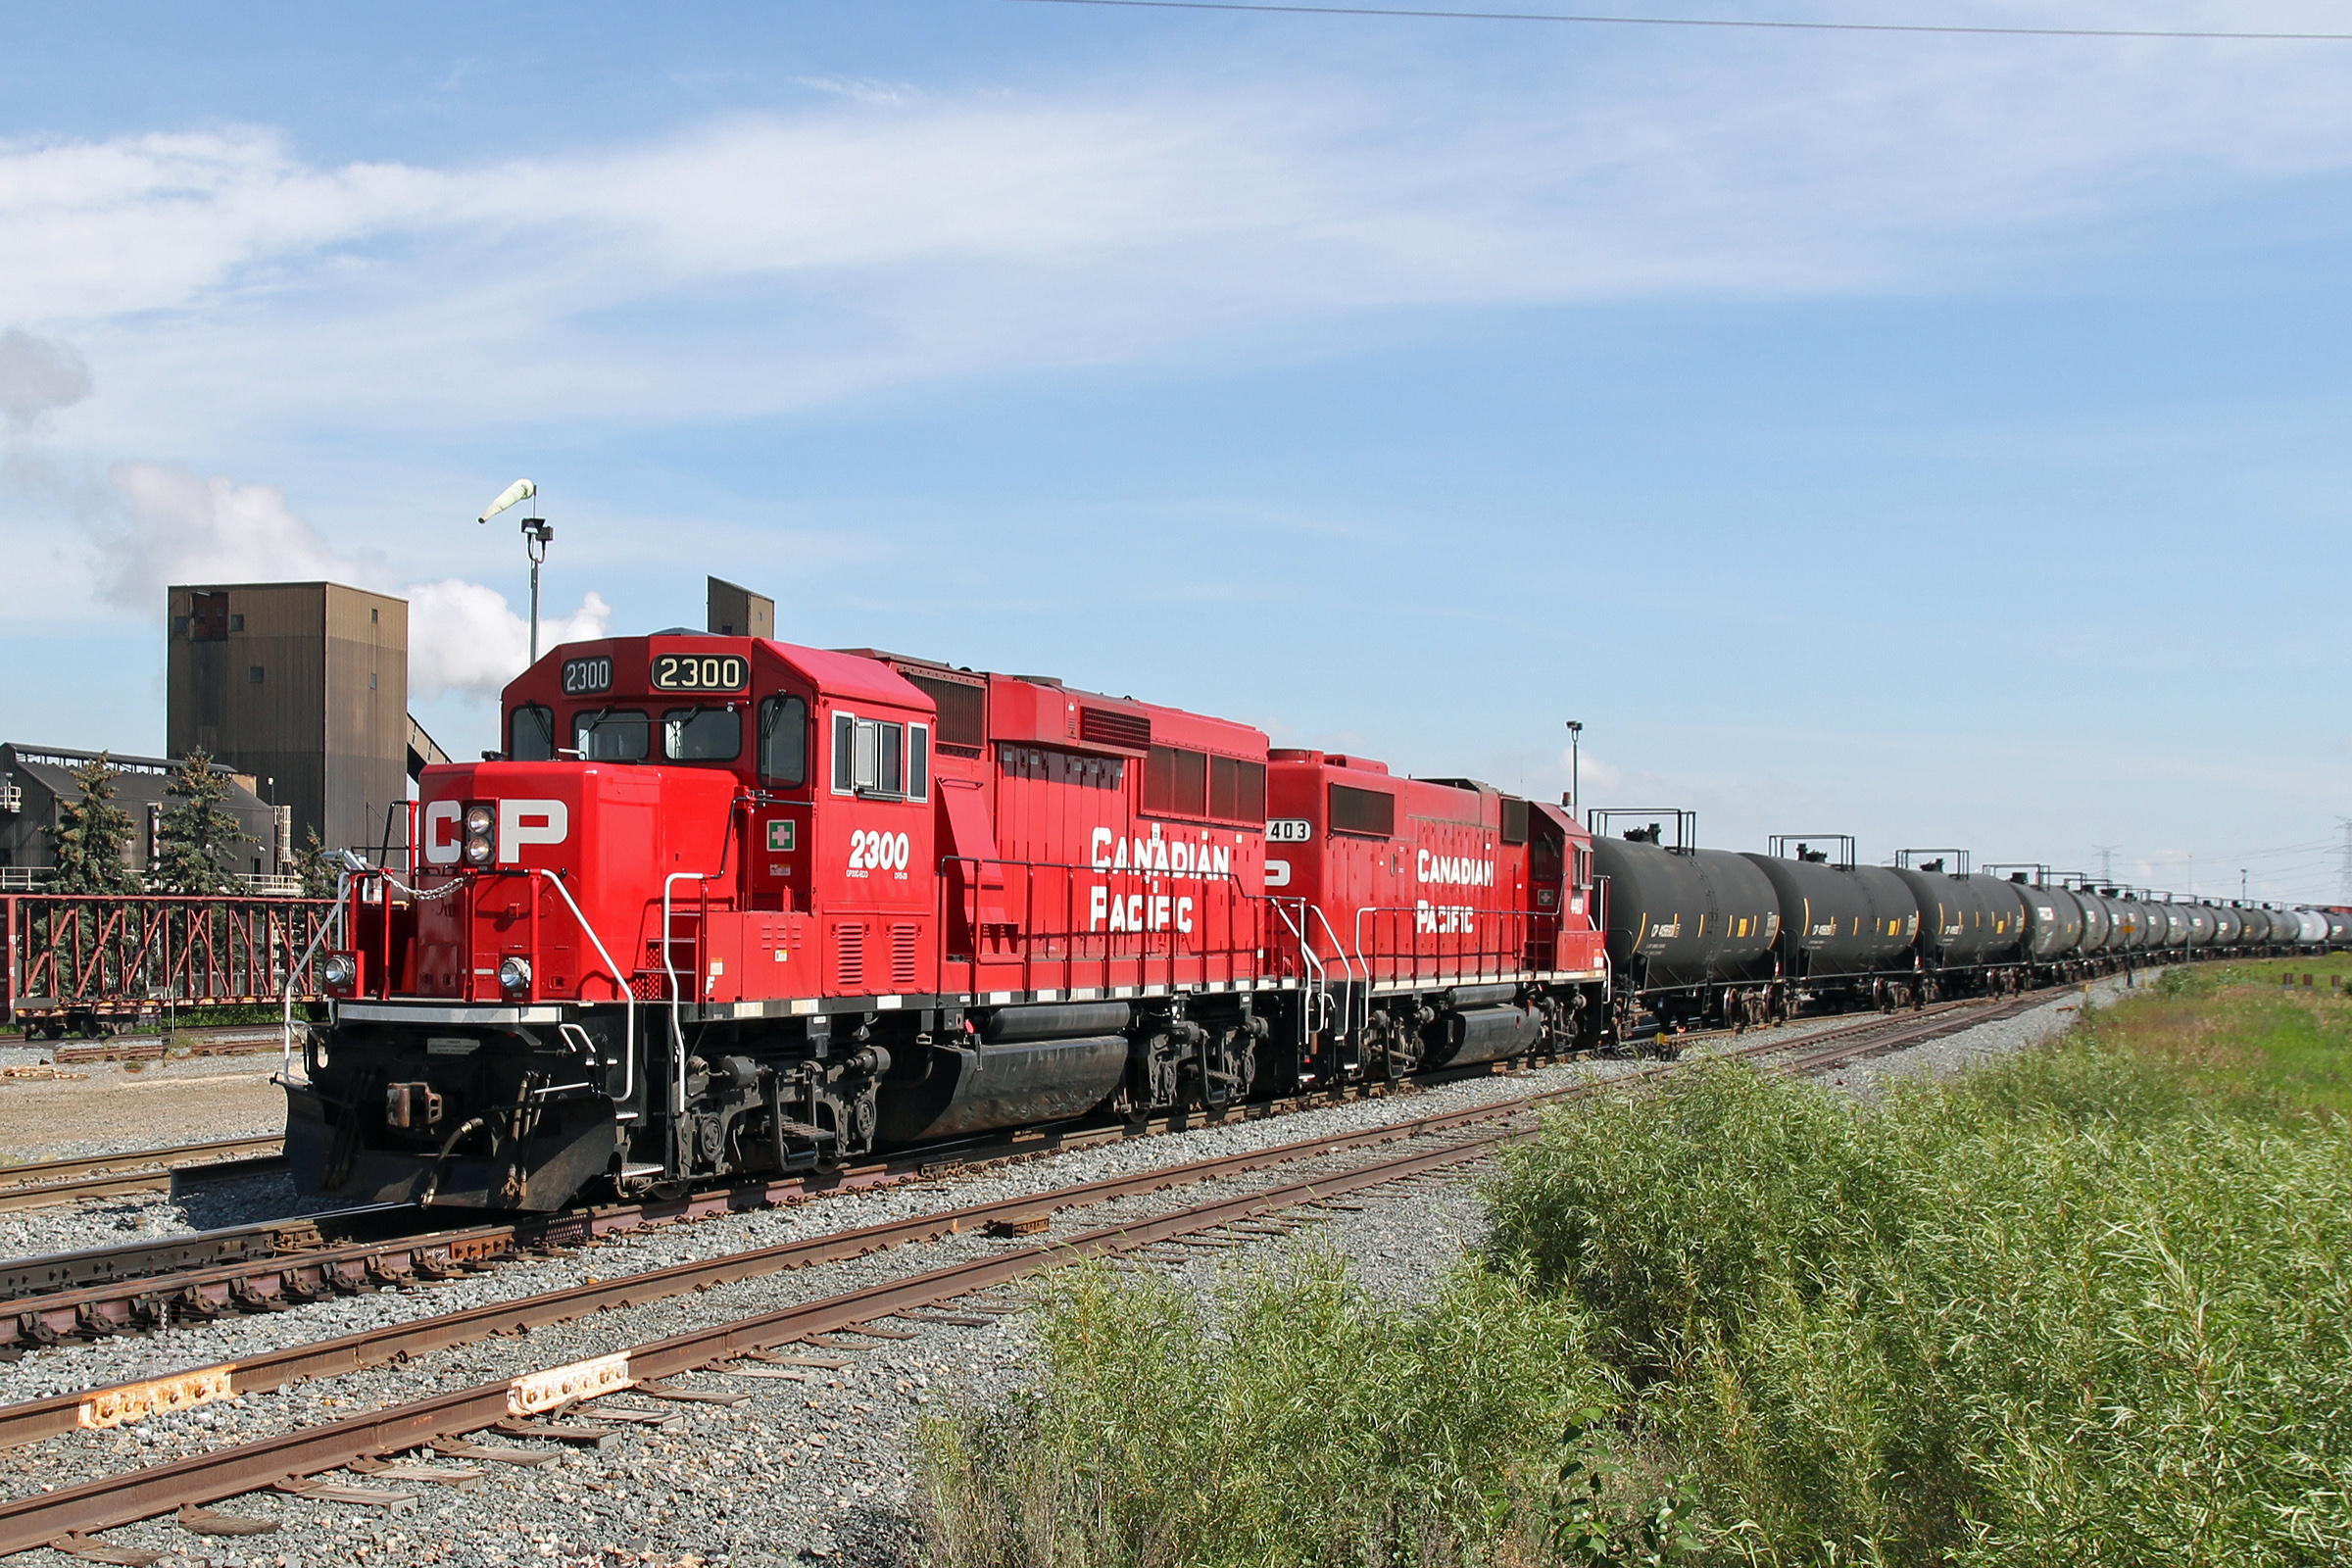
(916, 1249), (1618, 1568)
(1487, 1050), (2352, 1565)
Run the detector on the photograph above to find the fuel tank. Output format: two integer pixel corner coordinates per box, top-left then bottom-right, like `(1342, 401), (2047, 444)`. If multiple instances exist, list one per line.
(1591, 838), (1781, 990)
(875, 1035), (1129, 1144)
(1740, 855), (1917, 979)
(1892, 868), (2028, 967)
(1425, 1003), (1543, 1068)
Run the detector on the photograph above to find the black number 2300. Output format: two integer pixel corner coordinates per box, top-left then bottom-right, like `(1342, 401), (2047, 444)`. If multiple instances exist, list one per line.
(652, 654), (748, 692)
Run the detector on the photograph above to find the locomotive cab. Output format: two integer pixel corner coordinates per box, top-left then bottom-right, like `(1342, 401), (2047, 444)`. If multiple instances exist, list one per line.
(288, 634), (944, 1209)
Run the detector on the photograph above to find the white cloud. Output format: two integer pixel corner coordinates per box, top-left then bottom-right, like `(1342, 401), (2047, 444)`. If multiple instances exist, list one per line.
(75, 459), (607, 702)
(98, 463), (377, 609)
(406, 579), (612, 705)
(7, 18), (2352, 444)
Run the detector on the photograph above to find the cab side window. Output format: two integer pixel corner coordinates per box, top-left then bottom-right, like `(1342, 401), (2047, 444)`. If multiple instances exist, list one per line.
(830, 710), (928, 801)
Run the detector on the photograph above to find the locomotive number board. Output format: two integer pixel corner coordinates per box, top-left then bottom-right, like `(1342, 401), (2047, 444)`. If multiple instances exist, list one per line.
(651, 654), (750, 693)
(562, 656), (613, 695)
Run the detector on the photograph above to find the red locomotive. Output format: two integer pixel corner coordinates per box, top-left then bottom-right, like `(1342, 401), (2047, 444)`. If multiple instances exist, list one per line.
(288, 634), (1606, 1209)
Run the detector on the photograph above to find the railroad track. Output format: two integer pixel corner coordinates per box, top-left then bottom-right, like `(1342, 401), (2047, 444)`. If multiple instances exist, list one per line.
(0, 1049), (1588, 1343)
(0, 1137), (289, 1216)
(0, 983), (2080, 1555)
(0, 995), (2014, 1348)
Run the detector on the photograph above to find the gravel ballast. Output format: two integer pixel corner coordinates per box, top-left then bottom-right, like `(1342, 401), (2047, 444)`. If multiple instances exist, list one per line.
(0, 990), (2113, 1568)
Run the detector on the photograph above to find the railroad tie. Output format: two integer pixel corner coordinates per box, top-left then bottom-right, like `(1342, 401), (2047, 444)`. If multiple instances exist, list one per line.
(720, 1364), (809, 1381)
(174, 1503), (280, 1537)
(274, 1476), (418, 1509)
(45, 1533), (164, 1565)
(490, 1417), (616, 1447)
(628, 1379), (749, 1405)
(431, 1437), (562, 1467)
(345, 1456), (485, 1486)
(568, 1404), (690, 1432)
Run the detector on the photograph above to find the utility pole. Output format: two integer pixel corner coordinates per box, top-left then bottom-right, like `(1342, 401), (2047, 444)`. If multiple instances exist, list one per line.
(2094, 844), (2118, 886)
(2338, 817), (2352, 904)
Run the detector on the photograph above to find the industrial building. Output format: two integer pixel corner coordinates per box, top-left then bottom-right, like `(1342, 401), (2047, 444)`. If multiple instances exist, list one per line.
(167, 581), (410, 857)
(0, 743), (282, 890)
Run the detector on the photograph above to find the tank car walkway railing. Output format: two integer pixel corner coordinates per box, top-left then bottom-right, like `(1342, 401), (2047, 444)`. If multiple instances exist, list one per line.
(4, 895), (336, 1020)
(935, 855), (1273, 1000)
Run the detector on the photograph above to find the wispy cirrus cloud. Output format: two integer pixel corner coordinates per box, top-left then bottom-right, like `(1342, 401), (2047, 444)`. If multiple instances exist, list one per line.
(5, 14), (2352, 451)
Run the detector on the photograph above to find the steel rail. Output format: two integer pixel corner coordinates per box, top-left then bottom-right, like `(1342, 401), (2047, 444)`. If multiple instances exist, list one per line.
(0, 1137), (289, 1214)
(0, 1050), (1572, 1324)
(0, 1122), (1507, 1554)
(0, 996), (1994, 1338)
(0, 988), (2050, 1453)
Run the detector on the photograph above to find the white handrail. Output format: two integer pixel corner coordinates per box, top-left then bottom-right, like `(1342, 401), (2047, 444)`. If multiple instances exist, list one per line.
(662, 871), (716, 1119)
(536, 869), (639, 1122)
(277, 868), (354, 1085)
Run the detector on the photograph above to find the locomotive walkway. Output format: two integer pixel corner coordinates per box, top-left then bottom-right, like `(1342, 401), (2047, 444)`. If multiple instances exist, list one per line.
(0, 992), (2053, 1559)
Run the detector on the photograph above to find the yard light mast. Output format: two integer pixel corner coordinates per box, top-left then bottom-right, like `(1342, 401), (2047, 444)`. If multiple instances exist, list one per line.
(1565, 720), (1583, 812)
(478, 478), (554, 663)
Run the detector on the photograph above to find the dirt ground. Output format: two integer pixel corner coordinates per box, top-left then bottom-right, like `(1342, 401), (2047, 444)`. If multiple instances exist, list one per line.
(0, 1054), (285, 1163)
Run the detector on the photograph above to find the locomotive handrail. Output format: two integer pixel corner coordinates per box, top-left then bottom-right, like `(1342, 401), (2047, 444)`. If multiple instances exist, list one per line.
(534, 869), (639, 1122)
(1348, 903), (1542, 993)
(280, 867), (354, 1084)
(662, 871), (716, 1124)
(932, 852), (1271, 998)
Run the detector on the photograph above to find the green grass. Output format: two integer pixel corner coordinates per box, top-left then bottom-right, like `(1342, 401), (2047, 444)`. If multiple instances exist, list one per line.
(918, 976), (2352, 1568)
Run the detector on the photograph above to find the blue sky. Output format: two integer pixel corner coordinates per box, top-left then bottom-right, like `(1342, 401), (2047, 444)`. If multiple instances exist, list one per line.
(1, 0), (2346, 898)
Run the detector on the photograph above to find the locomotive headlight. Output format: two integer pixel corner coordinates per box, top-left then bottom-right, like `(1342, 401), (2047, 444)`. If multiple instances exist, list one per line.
(498, 956), (532, 998)
(463, 802), (496, 867)
(322, 953), (358, 994)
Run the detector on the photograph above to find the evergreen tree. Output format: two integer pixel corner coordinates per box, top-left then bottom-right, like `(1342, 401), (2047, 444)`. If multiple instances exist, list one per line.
(296, 827), (341, 900)
(153, 750), (253, 896)
(45, 755), (143, 895)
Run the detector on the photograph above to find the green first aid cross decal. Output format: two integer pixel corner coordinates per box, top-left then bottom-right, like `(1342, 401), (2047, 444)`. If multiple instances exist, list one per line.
(767, 819), (796, 853)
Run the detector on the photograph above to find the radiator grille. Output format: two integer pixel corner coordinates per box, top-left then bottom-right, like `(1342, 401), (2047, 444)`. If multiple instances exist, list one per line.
(891, 923), (920, 989)
(1078, 706), (1151, 751)
(834, 924), (865, 993)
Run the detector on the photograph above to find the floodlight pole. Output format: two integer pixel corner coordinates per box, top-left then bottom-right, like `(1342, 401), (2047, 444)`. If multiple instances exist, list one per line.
(522, 517), (553, 664)
(1565, 720), (1583, 810)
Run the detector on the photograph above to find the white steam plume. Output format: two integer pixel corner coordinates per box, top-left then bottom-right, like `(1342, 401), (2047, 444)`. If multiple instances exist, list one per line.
(0, 329), (93, 431)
